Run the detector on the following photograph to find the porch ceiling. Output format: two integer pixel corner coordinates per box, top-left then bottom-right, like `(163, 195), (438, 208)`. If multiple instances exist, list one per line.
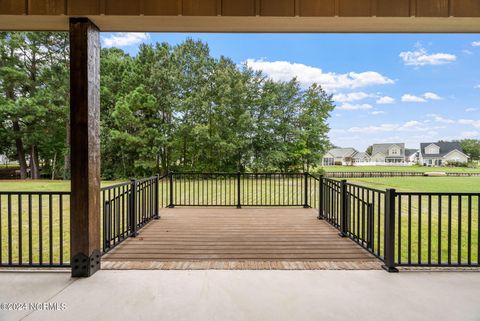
(1, 0), (480, 32)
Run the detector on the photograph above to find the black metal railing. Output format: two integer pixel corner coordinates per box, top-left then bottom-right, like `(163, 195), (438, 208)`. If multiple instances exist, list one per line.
(325, 172), (425, 178)
(320, 177), (480, 270)
(0, 175), (161, 268)
(162, 172), (320, 208)
(0, 191), (70, 267)
(395, 192), (480, 267)
(325, 171), (480, 178)
(102, 175), (160, 254)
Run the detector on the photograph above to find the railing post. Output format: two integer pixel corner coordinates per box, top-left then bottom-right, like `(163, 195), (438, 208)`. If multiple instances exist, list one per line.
(168, 171), (174, 208)
(339, 179), (348, 237)
(154, 174), (160, 219)
(103, 200), (110, 250)
(383, 188), (399, 272)
(130, 178), (138, 237)
(318, 175), (324, 219)
(367, 203), (374, 250)
(303, 172), (309, 208)
(237, 172), (242, 209)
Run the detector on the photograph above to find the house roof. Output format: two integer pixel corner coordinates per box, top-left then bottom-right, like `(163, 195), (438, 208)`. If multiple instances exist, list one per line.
(353, 152), (370, 160)
(371, 143), (405, 157)
(405, 149), (419, 157)
(325, 148), (358, 158)
(420, 142), (464, 158)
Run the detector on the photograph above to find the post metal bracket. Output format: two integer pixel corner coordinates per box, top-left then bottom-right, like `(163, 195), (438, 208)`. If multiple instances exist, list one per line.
(71, 249), (101, 277)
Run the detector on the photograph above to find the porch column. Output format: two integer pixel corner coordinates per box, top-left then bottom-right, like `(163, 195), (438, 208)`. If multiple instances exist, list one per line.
(69, 18), (101, 277)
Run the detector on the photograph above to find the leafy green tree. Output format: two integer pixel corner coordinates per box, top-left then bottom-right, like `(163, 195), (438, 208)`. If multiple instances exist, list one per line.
(459, 139), (480, 161)
(2, 33), (334, 179)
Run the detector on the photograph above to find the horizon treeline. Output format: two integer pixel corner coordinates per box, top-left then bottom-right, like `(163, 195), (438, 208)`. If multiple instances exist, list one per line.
(0, 33), (334, 179)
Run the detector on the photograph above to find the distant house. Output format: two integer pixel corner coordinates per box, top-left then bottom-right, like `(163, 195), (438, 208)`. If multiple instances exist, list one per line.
(419, 142), (469, 166)
(0, 154), (13, 165)
(322, 148), (358, 166)
(405, 149), (420, 164)
(370, 143), (406, 164)
(352, 152), (371, 164)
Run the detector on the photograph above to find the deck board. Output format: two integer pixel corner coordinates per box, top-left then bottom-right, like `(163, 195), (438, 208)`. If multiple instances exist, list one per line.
(102, 208), (381, 269)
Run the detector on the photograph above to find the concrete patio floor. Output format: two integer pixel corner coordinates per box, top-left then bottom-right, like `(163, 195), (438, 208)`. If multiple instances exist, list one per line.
(1, 270), (479, 321)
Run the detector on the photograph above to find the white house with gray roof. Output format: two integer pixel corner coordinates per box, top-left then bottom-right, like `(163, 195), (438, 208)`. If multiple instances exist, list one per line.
(322, 148), (358, 166)
(370, 143), (408, 164)
(419, 142), (468, 166)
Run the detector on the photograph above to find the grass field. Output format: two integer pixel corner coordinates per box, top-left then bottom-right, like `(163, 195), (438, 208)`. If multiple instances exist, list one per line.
(347, 176), (480, 193)
(321, 166), (480, 173)
(0, 176), (479, 266)
(0, 180), (123, 192)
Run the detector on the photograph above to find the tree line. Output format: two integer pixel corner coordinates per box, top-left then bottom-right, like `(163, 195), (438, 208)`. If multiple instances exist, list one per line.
(0, 32), (334, 179)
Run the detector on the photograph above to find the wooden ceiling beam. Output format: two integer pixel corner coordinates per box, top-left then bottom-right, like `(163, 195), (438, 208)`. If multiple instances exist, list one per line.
(1, 15), (479, 33)
(1, 0), (480, 31)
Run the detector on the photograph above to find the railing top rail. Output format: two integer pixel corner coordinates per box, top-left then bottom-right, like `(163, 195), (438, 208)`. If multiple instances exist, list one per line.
(0, 191), (71, 195)
(307, 173), (321, 180)
(136, 176), (158, 183)
(396, 191), (480, 196)
(172, 171), (312, 175)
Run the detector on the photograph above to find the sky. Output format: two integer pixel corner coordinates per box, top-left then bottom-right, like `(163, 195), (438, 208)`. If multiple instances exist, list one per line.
(101, 32), (480, 151)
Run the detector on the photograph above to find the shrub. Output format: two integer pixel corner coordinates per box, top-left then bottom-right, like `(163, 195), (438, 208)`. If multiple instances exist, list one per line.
(444, 161), (468, 168)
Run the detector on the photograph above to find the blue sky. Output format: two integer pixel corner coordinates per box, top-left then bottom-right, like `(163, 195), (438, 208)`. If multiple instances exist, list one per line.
(101, 32), (480, 151)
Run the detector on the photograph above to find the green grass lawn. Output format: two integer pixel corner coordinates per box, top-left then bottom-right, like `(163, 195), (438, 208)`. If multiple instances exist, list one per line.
(347, 176), (480, 193)
(0, 180), (124, 192)
(321, 166), (480, 173)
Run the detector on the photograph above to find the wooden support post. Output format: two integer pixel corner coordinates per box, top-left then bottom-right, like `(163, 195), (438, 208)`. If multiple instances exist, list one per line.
(69, 18), (101, 278)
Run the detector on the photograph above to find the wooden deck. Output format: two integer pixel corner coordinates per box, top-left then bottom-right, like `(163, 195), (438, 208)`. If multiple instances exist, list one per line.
(102, 208), (381, 270)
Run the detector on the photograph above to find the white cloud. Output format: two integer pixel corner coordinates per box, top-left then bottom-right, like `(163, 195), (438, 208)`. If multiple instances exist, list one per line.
(459, 119), (480, 128)
(472, 41), (480, 47)
(401, 94), (427, 103)
(333, 92), (371, 103)
(427, 114), (454, 124)
(401, 92), (442, 103)
(371, 111), (385, 115)
(399, 47), (456, 66)
(463, 49), (474, 55)
(337, 103), (373, 111)
(245, 59), (394, 91)
(345, 119), (443, 135)
(347, 124), (398, 134)
(475, 85), (480, 89)
(102, 32), (150, 47)
(423, 92), (442, 100)
(376, 96), (395, 104)
(461, 131), (479, 138)
(466, 108), (478, 112)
